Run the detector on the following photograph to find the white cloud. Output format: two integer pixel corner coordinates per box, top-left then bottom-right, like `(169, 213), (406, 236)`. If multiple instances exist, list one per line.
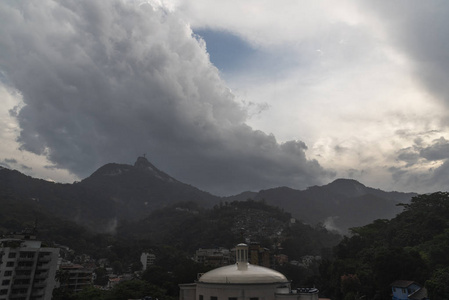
(176, 1), (449, 193)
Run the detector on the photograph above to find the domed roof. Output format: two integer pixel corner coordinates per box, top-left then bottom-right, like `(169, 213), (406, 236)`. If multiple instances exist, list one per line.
(198, 263), (288, 284)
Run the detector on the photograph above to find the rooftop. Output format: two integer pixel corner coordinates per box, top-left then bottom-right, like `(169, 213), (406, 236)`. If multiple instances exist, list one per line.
(198, 263), (288, 284)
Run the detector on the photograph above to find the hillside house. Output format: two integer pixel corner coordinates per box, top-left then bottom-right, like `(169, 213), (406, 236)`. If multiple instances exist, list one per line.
(391, 280), (428, 300)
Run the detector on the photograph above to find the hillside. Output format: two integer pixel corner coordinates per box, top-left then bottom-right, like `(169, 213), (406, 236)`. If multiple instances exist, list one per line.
(116, 199), (342, 259)
(0, 158), (415, 234)
(321, 192), (449, 299)
(250, 179), (416, 233)
(78, 156), (220, 220)
(0, 157), (220, 232)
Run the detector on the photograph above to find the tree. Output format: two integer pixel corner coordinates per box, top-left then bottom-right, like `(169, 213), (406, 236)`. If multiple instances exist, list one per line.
(74, 286), (107, 300)
(105, 280), (167, 300)
(340, 274), (361, 297)
(426, 267), (449, 300)
(94, 267), (109, 286)
(53, 269), (73, 300)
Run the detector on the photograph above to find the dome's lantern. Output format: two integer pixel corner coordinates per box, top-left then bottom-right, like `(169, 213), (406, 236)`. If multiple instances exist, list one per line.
(235, 243), (248, 271)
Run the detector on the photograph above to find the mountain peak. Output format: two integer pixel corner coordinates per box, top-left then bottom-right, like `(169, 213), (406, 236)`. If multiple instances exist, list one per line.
(134, 156), (151, 168)
(323, 178), (368, 197)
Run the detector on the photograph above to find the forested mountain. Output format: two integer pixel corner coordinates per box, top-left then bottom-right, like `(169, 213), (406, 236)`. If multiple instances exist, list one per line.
(0, 157), (220, 232)
(115, 200), (342, 258)
(250, 179), (416, 233)
(319, 192), (449, 300)
(2, 158), (447, 300)
(0, 157), (415, 234)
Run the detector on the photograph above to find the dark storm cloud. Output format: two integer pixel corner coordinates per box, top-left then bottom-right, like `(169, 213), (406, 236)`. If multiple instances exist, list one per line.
(20, 164), (32, 171)
(0, 0), (330, 195)
(0, 158), (31, 171)
(396, 147), (420, 167)
(364, 1), (449, 106)
(0, 161), (11, 169)
(420, 137), (449, 161)
(396, 137), (449, 165)
(393, 136), (449, 192)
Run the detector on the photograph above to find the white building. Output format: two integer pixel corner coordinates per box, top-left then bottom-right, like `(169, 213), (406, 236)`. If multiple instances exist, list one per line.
(179, 243), (318, 300)
(0, 236), (59, 300)
(194, 248), (231, 267)
(140, 252), (156, 271)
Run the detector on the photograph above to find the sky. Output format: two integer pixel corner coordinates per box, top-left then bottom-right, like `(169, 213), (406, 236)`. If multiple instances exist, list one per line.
(1, 1), (449, 196)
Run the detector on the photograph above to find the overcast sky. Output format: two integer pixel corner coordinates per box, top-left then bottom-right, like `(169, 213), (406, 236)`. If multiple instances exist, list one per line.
(1, 0), (449, 196)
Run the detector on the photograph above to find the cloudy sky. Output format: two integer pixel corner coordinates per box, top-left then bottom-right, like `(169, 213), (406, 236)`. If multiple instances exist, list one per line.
(1, 0), (449, 196)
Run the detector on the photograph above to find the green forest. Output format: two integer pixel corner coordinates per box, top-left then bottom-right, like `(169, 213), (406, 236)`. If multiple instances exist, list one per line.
(319, 192), (449, 300)
(2, 193), (449, 300)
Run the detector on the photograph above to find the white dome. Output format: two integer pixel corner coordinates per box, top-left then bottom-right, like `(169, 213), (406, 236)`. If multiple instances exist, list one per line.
(198, 263), (289, 284)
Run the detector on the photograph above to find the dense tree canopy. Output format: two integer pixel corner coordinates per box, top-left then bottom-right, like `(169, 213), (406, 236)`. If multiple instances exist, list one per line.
(320, 192), (449, 299)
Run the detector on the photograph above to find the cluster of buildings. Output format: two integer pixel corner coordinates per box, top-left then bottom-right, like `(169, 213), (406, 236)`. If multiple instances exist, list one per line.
(193, 243), (316, 270)
(1, 229), (427, 300)
(0, 229), (159, 300)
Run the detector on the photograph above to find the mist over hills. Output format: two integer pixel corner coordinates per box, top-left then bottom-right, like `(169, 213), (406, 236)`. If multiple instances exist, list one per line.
(251, 179), (416, 233)
(0, 157), (416, 234)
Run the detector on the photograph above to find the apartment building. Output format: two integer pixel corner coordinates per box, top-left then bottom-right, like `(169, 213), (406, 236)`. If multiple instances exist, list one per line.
(58, 263), (93, 293)
(140, 252), (156, 271)
(0, 235), (59, 300)
(194, 248), (230, 267)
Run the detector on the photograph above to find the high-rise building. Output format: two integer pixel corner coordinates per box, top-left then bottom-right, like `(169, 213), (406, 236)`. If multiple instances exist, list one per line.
(140, 252), (156, 271)
(0, 233), (59, 300)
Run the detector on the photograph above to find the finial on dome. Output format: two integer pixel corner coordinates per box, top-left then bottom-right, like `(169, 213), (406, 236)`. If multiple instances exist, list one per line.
(236, 243), (248, 270)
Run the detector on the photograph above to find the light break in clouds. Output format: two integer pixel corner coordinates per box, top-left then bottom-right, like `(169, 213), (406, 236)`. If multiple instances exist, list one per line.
(1, 0), (449, 195)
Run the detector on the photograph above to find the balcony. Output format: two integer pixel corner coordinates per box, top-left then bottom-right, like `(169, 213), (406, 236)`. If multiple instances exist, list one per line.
(34, 273), (49, 279)
(9, 291), (28, 299)
(35, 263), (50, 269)
(14, 274), (32, 280)
(18, 257), (35, 262)
(31, 290), (45, 297)
(37, 257), (52, 263)
(11, 283), (30, 289)
(16, 266), (33, 270)
(32, 282), (47, 288)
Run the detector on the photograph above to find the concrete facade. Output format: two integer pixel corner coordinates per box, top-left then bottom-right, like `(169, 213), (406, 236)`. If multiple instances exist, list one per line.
(0, 237), (59, 300)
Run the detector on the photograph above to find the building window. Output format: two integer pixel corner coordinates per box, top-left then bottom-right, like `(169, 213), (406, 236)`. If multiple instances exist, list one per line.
(19, 252), (34, 259)
(229, 297), (237, 300)
(250, 298), (259, 300)
(1, 280), (10, 286)
(8, 253), (16, 258)
(4, 271), (12, 277)
(402, 288), (406, 293)
(211, 296), (218, 300)
(199, 295), (204, 300)
(6, 262), (14, 267)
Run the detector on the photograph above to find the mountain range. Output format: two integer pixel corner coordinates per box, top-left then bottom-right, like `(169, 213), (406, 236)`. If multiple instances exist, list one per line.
(0, 156), (417, 234)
